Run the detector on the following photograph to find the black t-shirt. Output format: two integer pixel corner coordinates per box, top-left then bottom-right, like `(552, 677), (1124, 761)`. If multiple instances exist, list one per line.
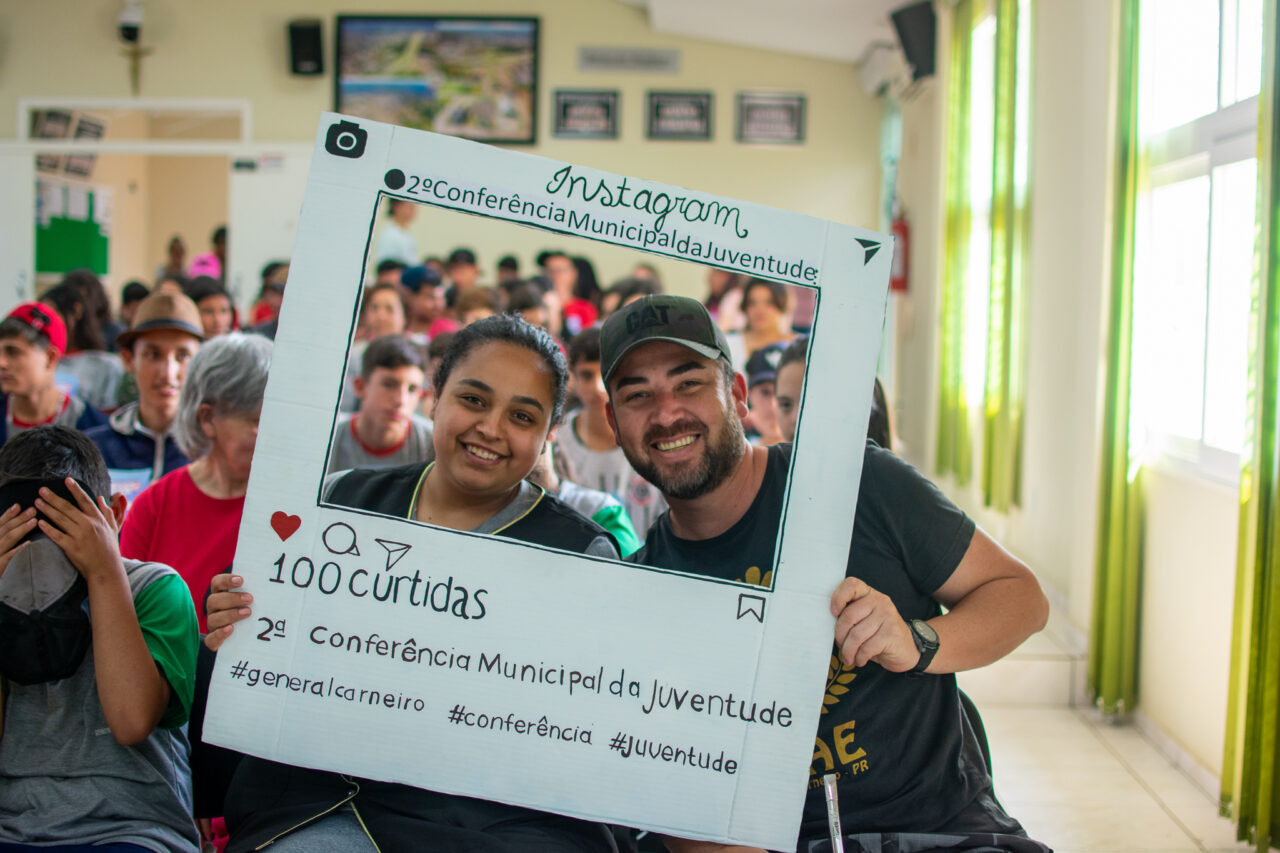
(633, 442), (1029, 844)
(637, 444), (788, 583)
(326, 462), (619, 557)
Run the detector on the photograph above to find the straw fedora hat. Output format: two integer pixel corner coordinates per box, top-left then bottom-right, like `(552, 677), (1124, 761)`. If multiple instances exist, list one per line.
(116, 291), (205, 350)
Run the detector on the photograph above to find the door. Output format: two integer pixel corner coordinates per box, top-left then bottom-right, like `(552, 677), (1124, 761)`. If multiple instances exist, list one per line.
(0, 152), (37, 307)
(226, 146), (313, 312)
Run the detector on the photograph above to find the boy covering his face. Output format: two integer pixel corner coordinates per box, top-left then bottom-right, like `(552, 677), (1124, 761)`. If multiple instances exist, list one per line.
(0, 425), (200, 851)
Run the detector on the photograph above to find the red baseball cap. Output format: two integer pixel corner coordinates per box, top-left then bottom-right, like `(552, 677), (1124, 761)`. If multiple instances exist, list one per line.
(6, 303), (67, 356)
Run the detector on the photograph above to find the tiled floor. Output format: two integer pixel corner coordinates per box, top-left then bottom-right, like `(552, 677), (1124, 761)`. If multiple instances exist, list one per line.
(982, 706), (1255, 853)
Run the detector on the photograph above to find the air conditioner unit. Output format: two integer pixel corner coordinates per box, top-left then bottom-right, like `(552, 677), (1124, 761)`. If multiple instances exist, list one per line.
(857, 42), (912, 99)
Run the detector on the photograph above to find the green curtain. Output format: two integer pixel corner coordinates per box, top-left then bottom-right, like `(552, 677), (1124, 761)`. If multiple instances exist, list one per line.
(981, 0), (1031, 511)
(1087, 0), (1143, 717)
(936, 0), (976, 484)
(1222, 2), (1280, 848)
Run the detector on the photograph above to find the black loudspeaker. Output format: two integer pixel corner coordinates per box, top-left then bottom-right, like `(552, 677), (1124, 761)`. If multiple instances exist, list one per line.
(288, 19), (324, 76)
(890, 1), (937, 80)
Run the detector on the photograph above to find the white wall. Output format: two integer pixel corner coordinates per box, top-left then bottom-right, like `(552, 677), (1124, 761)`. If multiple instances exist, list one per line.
(1139, 464), (1238, 775)
(892, 77), (944, 459)
(0, 0), (884, 300)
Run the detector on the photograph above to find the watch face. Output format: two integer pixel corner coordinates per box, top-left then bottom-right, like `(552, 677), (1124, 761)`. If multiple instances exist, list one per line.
(912, 619), (939, 645)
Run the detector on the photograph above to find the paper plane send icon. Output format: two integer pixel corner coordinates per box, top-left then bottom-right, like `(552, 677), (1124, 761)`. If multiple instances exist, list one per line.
(375, 538), (412, 571)
(856, 238), (881, 264)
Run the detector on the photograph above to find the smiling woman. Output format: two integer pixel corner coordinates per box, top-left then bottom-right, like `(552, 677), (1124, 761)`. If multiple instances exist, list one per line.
(207, 314), (623, 851)
(321, 314), (617, 559)
(422, 340), (555, 524)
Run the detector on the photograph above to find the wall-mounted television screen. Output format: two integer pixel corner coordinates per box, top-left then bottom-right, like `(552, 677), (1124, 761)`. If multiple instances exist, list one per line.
(335, 16), (539, 144)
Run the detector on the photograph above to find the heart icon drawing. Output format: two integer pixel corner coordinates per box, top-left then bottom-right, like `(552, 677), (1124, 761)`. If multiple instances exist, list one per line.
(270, 511), (302, 542)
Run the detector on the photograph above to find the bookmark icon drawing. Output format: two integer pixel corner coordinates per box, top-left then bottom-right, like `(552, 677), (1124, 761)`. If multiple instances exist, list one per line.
(737, 593), (765, 623)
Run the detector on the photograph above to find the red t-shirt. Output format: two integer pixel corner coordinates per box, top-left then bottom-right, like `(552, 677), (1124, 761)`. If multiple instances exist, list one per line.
(119, 466), (245, 632)
(250, 301), (276, 326)
(562, 299), (598, 337)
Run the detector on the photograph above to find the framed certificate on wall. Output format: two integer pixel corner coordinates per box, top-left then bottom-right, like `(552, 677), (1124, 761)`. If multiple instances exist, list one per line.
(553, 90), (619, 139)
(735, 93), (806, 144)
(646, 91), (712, 141)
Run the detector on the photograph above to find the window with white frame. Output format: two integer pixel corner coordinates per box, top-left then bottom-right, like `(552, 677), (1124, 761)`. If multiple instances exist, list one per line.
(1130, 0), (1262, 478)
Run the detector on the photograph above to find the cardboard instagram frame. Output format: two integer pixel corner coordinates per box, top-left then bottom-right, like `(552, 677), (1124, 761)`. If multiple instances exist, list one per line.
(203, 112), (891, 849)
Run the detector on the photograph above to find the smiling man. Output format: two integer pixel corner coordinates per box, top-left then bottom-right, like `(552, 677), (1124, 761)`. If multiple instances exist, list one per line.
(600, 295), (1051, 853)
(85, 292), (203, 501)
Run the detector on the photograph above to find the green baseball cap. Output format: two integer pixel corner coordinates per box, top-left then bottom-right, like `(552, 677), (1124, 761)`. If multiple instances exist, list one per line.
(600, 295), (733, 384)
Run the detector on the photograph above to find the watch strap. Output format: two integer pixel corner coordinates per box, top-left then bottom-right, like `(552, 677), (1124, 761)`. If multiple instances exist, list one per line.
(909, 619), (939, 674)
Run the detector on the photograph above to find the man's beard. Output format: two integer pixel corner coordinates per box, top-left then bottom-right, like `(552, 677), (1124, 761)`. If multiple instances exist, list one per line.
(623, 411), (746, 501)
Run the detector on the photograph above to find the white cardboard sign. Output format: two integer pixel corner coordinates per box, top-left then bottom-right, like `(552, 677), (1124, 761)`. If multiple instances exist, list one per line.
(203, 113), (891, 849)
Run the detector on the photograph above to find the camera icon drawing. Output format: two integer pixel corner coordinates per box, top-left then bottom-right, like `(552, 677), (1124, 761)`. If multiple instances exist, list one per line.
(325, 120), (368, 159)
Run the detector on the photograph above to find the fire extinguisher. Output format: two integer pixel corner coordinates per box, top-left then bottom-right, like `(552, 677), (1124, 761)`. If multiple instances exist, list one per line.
(890, 203), (909, 292)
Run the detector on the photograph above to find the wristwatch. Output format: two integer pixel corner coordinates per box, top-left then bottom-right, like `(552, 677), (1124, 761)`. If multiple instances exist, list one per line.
(908, 618), (940, 674)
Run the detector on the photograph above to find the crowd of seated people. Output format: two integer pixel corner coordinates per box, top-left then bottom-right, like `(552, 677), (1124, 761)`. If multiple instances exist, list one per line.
(0, 232), (884, 853)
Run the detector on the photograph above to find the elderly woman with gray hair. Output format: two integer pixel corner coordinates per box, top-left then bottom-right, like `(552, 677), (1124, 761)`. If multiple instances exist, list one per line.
(120, 332), (272, 631)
